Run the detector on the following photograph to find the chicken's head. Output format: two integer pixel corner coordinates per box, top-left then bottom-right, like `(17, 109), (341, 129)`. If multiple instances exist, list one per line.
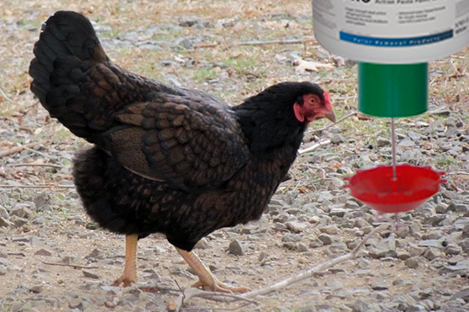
(293, 90), (335, 123)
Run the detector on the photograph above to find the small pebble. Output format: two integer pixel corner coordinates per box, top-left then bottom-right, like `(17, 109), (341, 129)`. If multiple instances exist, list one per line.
(228, 239), (244, 256)
(405, 258), (420, 269)
(34, 249), (52, 257)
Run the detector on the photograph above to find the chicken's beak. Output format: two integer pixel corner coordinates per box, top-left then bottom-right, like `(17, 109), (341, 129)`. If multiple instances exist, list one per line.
(325, 110), (336, 123)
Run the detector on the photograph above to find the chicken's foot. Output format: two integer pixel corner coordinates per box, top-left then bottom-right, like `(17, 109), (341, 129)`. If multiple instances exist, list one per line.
(176, 248), (251, 293)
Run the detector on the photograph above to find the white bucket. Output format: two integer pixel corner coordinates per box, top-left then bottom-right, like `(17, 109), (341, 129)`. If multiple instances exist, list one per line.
(312, 0), (469, 64)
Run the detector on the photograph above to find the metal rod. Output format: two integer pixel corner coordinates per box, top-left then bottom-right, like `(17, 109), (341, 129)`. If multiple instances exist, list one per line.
(391, 118), (397, 181)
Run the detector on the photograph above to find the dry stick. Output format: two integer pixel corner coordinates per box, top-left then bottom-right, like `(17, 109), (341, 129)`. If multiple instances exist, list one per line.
(41, 261), (99, 270)
(193, 42), (219, 49)
(235, 38), (317, 46)
(0, 86), (14, 103)
(174, 287), (258, 312)
(0, 142), (40, 158)
(298, 139), (331, 155)
(9, 163), (67, 169)
(0, 184), (75, 189)
(446, 171), (469, 176)
(241, 223), (390, 299)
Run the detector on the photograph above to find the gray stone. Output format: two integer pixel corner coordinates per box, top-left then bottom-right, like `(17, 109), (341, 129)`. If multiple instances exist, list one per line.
(418, 239), (446, 249)
(406, 304), (427, 312)
(29, 285), (43, 293)
(353, 219), (370, 229)
(405, 258), (420, 269)
(228, 239), (244, 256)
(396, 251), (411, 260)
(459, 238), (469, 253)
(353, 298), (382, 312)
(282, 233), (302, 243)
(329, 241), (347, 254)
(317, 192), (334, 202)
(439, 259), (469, 276)
(34, 249), (52, 257)
(0, 207), (8, 219)
(318, 225), (339, 235)
(398, 138), (416, 147)
(448, 255), (466, 265)
(297, 243), (309, 252)
(194, 238), (210, 249)
(368, 247), (388, 259)
(83, 270), (100, 279)
(10, 204), (33, 219)
(330, 134), (345, 144)
(329, 207), (346, 217)
(316, 48), (330, 59)
(422, 230), (444, 240)
(285, 221), (308, 233)
(85, 248), (103, 259)
(33, 192), (52, 210)
(376, 136), (391, 147)
(0, 217), (11, 228)
(325, 278), (343, 290)
(451, 287), (469, 301)
(409, 244), (426, 257)
(423, 247), (441, 260)
(371, 280), (390, 290)
(407, 130), (423, 141)
(9, 216), (28, 228)
(67, 295), (83, 309)
(309, 238), (324, 248)
(317, 233), (332, 245)
(178, 38), (193, 49)
(61, 256), (76, 265)
(395, 225), (411, 238)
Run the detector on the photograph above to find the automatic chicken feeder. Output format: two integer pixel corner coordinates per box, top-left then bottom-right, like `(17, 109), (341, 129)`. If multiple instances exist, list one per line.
(312, 0), (469, 214)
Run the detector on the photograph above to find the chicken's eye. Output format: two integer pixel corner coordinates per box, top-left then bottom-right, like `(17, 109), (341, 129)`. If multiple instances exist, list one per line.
(308, 97), (318, 105)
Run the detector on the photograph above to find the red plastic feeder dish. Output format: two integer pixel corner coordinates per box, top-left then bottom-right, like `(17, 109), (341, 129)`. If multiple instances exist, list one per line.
(343, 164), (446, 213)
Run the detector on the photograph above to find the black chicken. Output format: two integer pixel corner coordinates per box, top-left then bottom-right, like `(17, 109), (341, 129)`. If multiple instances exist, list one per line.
(29, 11), (335, 293)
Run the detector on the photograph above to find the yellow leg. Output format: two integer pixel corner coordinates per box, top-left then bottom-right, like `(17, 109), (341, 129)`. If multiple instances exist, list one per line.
(176, 247), (251, 293)
(113, 234), (138, 287)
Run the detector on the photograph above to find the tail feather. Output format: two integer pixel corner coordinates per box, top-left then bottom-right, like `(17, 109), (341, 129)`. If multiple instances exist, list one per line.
(29, 10), (180, 143)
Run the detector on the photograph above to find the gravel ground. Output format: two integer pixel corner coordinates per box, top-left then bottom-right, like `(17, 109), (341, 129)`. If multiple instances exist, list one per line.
(1, 1), (469, 311)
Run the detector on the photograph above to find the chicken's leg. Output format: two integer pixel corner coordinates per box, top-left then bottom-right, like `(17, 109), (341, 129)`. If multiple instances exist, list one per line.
(113, 234), (138, 287)
(176, 247), (251, 293)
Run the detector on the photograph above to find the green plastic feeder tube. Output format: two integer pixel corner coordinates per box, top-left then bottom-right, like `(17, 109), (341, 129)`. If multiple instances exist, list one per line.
(358, 62), (428, 118)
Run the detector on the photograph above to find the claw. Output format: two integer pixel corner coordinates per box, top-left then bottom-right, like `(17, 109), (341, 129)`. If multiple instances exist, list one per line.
(192, 277), (251, 293)
(176, 248), (251, 293)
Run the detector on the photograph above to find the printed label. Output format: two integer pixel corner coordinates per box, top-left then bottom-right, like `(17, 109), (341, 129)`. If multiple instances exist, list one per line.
(312, 0), (469, 63)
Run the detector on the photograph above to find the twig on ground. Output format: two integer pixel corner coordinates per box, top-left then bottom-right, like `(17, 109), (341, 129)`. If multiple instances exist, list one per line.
(42, 261), (99, 269)
(241, 223), (390, 299)
(445, 171), (469, 176)
(236, 38), (316, 46)
(8, 163), (67, 169)
(298, 139), (331, 155)
(0, 184), (75, 189)
(173, 287), (258, 312)
(0, 142), (39, 158)
(193, 42), (219, 48)
(0, 86), (14, 103)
